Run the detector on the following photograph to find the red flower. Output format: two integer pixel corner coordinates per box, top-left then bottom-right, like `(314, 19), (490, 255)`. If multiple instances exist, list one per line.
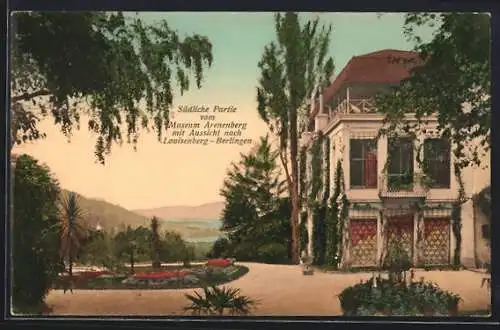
(134, 270), (189, 280)
(207, 258), (232, 267)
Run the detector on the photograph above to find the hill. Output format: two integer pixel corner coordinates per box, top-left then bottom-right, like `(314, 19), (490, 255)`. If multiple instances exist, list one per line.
(133, 201), (224, 221)
(61, 190), (220, 239)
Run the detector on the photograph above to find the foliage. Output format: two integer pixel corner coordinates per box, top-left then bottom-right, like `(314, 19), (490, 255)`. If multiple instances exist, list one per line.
(309, 133), (324, 200)
(256, 12), (335, 263)
(12, 154), (64, 311)
(77, 229), (120, 270)
(376, 13), (490, 170)
(11, 12), (213, 162)
(160, 230), (191, 263)
(338, 276), (462, 316)
(207, 237), (231, 259)
(299, 211), (309, 254)
(299, 147), (307, 200)
(312, 203), (327, 265)
(324, 160), (343, 268)
(59, 191), (87, 276)
(114, 225), (145, 272)
(219, 135), (291, 263)
(312, 136), (330, 265)
(256, 243), (289, 264)
(323, 160), (348, 268)
(184, 285), (257, 316)
(383, 241), (412, 283)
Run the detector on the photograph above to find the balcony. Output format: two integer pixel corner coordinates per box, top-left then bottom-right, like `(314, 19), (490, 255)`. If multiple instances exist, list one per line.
(378, 173), (428, 199)
(331, 98), (377, 115)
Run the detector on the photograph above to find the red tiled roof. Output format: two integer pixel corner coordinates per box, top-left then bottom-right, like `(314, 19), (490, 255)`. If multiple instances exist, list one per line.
(309, 49), (421, 120)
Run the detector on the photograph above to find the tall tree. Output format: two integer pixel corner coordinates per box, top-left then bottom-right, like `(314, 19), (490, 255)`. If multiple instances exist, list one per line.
(150, 216), (162, 268)
(12, 155), (64, 312)
(114, 226), (139, 273)
(220, 135), (290, 263)
(160, 230), (189, 263)
(59, 191), (87, 277)
(256, 13), (334, 263)
(11, 12), (213, 163)
(376, 13), (490, 170)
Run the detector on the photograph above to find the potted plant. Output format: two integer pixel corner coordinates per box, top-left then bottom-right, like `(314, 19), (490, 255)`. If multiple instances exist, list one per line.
(446, 293), (461, 316)
(301, 252), (314, 275)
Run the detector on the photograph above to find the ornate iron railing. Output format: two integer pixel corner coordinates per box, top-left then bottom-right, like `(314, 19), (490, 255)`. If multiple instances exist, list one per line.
(331, 98), (377, 116)
(379, 172), (428, 198)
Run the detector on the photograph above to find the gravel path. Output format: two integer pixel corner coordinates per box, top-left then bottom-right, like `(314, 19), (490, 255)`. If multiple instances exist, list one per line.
(44, 262), (491, 316)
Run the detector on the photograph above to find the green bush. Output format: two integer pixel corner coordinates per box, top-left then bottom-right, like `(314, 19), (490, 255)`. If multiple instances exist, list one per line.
(207, 237), (231, 258)
(383, 241), (412, 283)
(256, 243), (289, 264)
(338, 277), (461, 316)
(12, 155), (64, 312)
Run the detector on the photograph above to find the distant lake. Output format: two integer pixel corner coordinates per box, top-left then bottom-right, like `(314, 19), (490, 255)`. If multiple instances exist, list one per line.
(185, 236), (221, 243)
(163, 219), (221, 229)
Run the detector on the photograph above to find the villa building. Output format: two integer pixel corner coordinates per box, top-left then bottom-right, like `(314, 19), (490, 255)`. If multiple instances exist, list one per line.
(300, 49), (490, 269)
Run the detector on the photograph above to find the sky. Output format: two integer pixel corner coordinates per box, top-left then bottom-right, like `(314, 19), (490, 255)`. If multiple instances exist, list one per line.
(13, 12), (436, 210)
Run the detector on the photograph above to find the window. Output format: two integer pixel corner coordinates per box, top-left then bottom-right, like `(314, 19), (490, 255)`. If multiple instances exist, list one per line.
(423, 138), (451, 188)
(350, 139), (377, 188)
(482, 224), (490, 240)
(387, 137), (414, 190)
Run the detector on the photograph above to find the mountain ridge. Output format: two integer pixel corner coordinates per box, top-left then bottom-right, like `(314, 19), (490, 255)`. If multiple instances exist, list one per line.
(61, 190), (221, 238)
(133, 201), (224, 221)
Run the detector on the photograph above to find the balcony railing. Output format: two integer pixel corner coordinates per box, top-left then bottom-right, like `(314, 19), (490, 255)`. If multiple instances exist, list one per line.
(331, 98), (377, 116)
(378, 173), (428, 198)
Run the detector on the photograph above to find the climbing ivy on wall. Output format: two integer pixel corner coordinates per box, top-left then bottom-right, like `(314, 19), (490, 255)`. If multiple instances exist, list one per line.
(452, 165), (466, 266)
(312, 137), (331, 265)
(322, 137), (331, 204)
(324, 160), (345, 268)
(309, 132), (324, 201)
(336, 163), (349, 267)
(299, 147), (307, 201)
(299, 211), (309, 256)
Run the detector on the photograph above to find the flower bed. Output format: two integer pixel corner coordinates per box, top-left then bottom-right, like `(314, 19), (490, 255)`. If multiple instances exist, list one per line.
(52, 264), (249, 290)
(338, 276), (461, 316)
(133, 270), (189, 280)
(58, 270), (111, 282)
(207, 258), (233, 267)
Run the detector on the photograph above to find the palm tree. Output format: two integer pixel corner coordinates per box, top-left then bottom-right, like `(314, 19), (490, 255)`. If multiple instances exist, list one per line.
(150, 216), (161, 269)
(59, 191), (86, 277)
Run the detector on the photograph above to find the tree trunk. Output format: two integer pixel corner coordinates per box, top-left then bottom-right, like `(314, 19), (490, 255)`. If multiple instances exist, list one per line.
(278, 150), (297, 262)
(152, 239), (161, 269)
(130, 250), (135, 273)
(68, 253), (73, 277)
(290, 109), (300, 264)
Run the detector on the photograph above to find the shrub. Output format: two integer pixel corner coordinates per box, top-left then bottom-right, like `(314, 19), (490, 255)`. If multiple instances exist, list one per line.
(383, 241), (412, 283)
(338, 276), (461, 316)
(12, 155), (64, 312)
(184, 285), (257, 316)
(207, 237), (231, 259)
(256, 243), (288, 264)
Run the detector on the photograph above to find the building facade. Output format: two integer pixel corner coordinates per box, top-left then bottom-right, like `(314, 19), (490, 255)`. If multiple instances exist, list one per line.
(300, 49), (490, 269)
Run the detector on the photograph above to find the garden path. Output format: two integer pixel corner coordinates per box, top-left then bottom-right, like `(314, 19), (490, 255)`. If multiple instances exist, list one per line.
(44, 262), (490, 316)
